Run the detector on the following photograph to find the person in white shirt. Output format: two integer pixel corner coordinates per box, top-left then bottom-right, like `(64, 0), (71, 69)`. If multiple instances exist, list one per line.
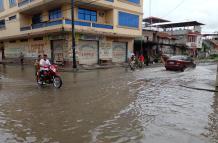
(39, 54), (51, 83)
(40, 54), (51, 71)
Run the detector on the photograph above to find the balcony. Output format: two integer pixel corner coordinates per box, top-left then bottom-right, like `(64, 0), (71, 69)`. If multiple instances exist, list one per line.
(18, 0), (67, 14)
(105, 0), (114, 2)
(65, 19), (113, 29)
(18, 0), (113, 7)
(18, 0), (35, 7)
(20, 19), (114, 32)
(18, 0), (113, 13)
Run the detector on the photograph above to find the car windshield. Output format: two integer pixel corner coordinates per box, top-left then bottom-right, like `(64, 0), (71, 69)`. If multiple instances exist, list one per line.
(169, 56), (187, 60)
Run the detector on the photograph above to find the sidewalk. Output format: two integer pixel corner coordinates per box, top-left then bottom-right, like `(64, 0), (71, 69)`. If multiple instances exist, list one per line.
(59, 63), (164, 72)
(1, 59), (216, 73)
(0, 59), (163, 71)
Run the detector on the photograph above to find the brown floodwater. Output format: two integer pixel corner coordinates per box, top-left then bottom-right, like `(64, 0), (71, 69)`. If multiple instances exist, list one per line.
(0, 64), (217, 143)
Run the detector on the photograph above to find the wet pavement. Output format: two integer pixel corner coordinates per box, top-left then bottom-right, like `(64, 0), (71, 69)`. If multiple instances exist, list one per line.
(0, 64), (218, 143)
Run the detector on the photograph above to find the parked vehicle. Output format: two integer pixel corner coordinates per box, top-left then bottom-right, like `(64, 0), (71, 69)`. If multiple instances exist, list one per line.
(165, 55), (196, 72)
(37, 65), (62, 88)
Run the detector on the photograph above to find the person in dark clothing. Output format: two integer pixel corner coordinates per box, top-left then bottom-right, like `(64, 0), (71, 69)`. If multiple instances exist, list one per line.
(20, 52), (24, 65)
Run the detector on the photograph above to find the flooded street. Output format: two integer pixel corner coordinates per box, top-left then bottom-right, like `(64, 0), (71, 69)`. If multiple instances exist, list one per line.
(0, 64), (218, 143)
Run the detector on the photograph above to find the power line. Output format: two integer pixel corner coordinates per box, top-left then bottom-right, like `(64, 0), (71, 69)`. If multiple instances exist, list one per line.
(162, 0), (186, 18)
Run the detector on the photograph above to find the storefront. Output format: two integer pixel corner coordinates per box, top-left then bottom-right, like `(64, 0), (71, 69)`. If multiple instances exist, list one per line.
(51, 40), (65, 65)
(112, 42), (127, 63)
(77, 40), (98, 65)
(4, 42), (23, 58)
(2, 33), (132, 66)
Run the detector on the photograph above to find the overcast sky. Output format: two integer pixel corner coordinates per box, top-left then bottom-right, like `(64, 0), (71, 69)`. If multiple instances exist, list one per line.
(143, 0), (218, 33)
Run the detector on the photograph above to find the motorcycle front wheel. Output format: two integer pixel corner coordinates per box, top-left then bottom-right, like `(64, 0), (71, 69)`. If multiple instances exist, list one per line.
(53, 76), (62, 88)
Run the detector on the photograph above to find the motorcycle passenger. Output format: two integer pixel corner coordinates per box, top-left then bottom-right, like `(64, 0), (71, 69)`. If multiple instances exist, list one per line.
(39, 54), (51, 82)
(129, 54), (136, 70)
(130, 54), (136, 62)
(34, 55), (42, 80)
(138, 54), (145, 68)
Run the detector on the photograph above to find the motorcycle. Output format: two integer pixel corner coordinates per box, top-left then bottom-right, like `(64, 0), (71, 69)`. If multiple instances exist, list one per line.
(36, 65), (62, 88)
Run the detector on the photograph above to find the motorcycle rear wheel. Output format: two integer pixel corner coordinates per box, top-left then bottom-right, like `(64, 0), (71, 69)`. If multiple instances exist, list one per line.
(53, 76), (62, 88)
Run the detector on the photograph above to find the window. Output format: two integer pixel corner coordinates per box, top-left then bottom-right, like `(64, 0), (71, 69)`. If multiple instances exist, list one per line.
(127, 0), (140, 4)
(188, 36), (196, 42)
(9, 0), (16, 7)
(118, 11), (139, 28)
(32, 14), (42, 24)
(9, 15), (16, 21)
(0, 19), (5, 28)
(49, 8), (62, 20)
(0, 0), (4, 11)
(78, 8), (97, 22)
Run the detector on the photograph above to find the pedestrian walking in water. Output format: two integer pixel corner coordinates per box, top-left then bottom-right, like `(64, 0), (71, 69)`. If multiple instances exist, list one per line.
(20, 52), (24, 65)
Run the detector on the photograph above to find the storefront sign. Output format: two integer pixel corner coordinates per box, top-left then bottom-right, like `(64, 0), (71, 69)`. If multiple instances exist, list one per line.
(100, 41), (112, 59)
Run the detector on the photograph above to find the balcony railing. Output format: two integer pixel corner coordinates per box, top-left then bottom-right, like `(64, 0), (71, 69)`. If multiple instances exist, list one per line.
(20, 26), (31, 31)
(18, 0), (34, 7)
(20, 19), (113, 31)
(105, 0), (114, 2)
(21, 19), (63, 31)
(65, 19), (113, 29)
(18, 0), (112, 7)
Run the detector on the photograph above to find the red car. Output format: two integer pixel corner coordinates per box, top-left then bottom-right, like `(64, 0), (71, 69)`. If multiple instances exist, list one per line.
(165, 55), (196, 72)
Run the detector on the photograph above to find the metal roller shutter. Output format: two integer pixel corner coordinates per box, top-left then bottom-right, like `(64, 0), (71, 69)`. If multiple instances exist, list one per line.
(112, 42), (127, 63)
(78, 40), (98, 65)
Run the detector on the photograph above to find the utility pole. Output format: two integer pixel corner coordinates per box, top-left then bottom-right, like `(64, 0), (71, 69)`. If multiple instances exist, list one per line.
(71, 0), (77, 69)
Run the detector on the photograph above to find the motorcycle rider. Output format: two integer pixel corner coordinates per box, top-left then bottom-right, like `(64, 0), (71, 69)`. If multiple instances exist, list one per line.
(39, 54), (51, 83)
(130, 53), (136, 62)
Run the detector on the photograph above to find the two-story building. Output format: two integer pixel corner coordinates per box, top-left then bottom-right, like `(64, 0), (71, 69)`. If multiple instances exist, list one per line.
(0, 0), (143, 65)
(153, 21), (204, 57)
